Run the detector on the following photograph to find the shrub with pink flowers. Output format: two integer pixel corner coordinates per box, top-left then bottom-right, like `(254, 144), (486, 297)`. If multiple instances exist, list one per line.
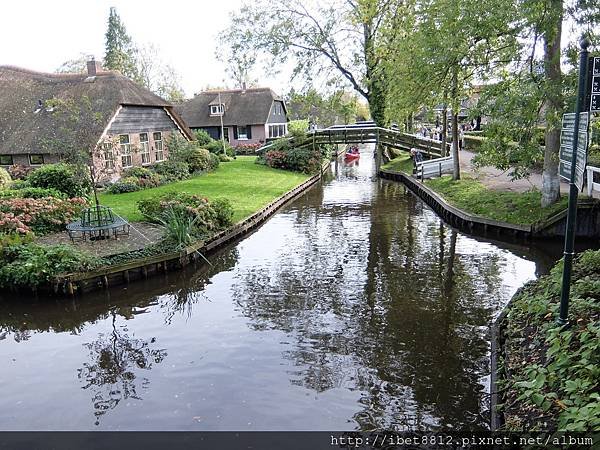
(7, 164), (34, 180)
(0, 196), (88, 235)
(234, 143), (263, 155)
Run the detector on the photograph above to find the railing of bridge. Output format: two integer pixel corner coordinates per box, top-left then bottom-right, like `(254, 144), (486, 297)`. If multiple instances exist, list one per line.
(257, 126), (450, 158)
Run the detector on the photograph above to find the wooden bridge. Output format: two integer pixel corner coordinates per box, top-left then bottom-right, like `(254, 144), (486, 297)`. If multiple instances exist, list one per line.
(259, 123), (451, 158)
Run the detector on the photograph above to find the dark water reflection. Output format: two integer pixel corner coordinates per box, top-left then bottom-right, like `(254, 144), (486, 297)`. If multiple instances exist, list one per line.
(0, 148), (574, 430)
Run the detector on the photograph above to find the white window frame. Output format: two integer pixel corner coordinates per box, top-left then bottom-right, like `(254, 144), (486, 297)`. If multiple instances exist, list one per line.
(268, 123), (287, 138)
(153, 132), (164, 161)
(210, 104), (224, 116)
(119, 134), (132, 168)
(102, 143), (115, 170)
(140, 133), (151, 165)
(237, 125), (248, 140)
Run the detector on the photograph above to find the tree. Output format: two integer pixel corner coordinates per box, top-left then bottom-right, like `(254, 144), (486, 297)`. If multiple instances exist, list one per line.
(104, 7), (138, 80)
(384, 0), (518, 180)
(469, 0), (598, 206)
(55, 53), (90, 74)
(220, 0), (396, 125)
(285, 88), (366, 126)
(136, 43), (185, 102)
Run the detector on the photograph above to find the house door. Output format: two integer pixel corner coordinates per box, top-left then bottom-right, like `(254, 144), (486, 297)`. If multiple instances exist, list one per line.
(222, 127), (229, 142)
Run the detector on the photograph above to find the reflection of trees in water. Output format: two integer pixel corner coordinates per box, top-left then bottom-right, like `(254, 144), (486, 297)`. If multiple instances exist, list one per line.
(161, 248), (240, 325)
(77, 311), (167, 426)
(232, 180), (509, 431)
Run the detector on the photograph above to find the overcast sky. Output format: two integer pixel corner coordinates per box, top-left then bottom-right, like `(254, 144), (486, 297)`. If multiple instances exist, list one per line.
(1, 0), (291, 97)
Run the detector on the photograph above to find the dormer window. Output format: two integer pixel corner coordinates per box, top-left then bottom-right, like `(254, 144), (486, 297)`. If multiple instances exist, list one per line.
(210, 104), (224, 116)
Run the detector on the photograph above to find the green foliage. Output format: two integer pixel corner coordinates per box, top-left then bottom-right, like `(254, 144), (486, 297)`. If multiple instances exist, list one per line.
(150, 160), (190, 182)
(288, 119), (309, 135)
(106, 177), (142, 194)
(205, 140), (235, 157)
(157, 206), (202, 250)
(194, 130), (214, 146)
(137, 192), (233, 238)
(103, 6), (138, 79)
(122, 167), (162, 188)
(187, 148), (212, 173)
(208, 153), (220, 171)
(425, 175), (568, 225)
(0, 167), (11, 189)
(0, 242), (100, 288)
(286, 89), (366, 127)
(381, 152), (414, 174)
(0, 187), (67, 199)
(264, 143), (323, 174)
(502, 250), (600, 431)
(27, 163), (90, 198)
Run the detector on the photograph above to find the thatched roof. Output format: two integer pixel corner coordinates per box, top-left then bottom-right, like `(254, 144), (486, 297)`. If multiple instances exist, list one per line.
(176, 87), (283, 128)
(0, 66), (191, 155)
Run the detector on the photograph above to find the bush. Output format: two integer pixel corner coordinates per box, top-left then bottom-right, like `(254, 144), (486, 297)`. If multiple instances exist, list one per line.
(205, 140), (235, 157)
(106, 177), (141, 194)
(263, 144), (323, 174)
(234, 143), (262, 155)
(0, 167), (11, 189)
(288, 119), (308, 136)
(150, 160), (190, 182)
(208, 153), (220, 171)
(27, 163), (90, 198)
(187, 148), (212, 173)
(122, 167), (161, 188)
(0, 196), (88, 235)
(138, 192), (233, 237)
(0, 242), (100, 288)
(0, 187), (67, 199)
(7, 164), (33, 180)
(219, 154), (233, 162)
(194, 130), (214, 146)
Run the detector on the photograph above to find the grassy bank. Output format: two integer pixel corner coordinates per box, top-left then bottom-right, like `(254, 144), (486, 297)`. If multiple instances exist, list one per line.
(100, 156), (310, 222)
(499, 250), (600, 431)
(425, 176), (568, 225)
(382, 155), (568, 226)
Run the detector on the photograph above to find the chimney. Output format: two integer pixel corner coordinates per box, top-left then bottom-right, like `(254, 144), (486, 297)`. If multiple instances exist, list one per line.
(87, 58), (102, 76)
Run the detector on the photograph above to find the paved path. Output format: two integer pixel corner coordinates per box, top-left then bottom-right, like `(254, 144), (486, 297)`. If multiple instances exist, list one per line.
(459, 149), (582, 196)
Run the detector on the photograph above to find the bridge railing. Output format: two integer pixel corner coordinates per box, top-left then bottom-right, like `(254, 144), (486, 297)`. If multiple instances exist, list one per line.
(256, 126), (450, 158)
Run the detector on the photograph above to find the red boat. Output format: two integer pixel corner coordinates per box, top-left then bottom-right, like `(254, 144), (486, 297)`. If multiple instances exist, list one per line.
(345, 146), (360, 160)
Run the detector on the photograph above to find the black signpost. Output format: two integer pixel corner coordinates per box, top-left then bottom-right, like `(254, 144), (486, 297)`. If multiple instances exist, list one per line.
(557, 38), (592, 326)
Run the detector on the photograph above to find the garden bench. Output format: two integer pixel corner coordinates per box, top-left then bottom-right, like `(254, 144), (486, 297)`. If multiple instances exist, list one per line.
(66, 206), (130, 242)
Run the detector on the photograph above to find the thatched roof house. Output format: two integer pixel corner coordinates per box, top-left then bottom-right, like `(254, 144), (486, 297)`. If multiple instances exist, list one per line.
(176, 87), (288, 147)
(0, 61), (192, 177)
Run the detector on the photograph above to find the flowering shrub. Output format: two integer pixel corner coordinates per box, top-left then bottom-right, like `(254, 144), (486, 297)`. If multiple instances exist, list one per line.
(0, 197), (88, 235)
(0, 187), (67, 199)
(7, 164), (33, 180)
(264, 150), (288, 169)
(0, 167), (11, 189)
(138, 192), (233, 237)
(106, 178), (141, 194)
(234, 143), (262, 155)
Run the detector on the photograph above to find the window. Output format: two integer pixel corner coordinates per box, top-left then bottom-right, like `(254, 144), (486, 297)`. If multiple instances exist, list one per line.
(102, 143), (115, 170)
(210, 104), (224, 115)
(0, 155), (13, 165)
(29, 154), (44, 165)
(119, 134), (132, 168)
(237, 126), (248, 140)
(153, 132), (164, 161)
(274, 103), (283, 115)
(140, 133), (150, 165)
(268, 124), (287, 138)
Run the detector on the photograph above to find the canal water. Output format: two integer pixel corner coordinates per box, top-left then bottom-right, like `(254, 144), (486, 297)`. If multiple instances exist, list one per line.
(0, 148), (569, 431)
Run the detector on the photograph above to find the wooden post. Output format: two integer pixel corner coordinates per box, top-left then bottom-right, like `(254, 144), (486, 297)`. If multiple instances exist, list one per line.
(142, 266), (148, 278)
(124, 270), (130, 283)
(102, 275), (109, 289)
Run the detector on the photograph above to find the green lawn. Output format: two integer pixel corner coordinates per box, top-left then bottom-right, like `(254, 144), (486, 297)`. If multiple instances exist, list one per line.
(425, 175), (568, 225)
(100, 156), (310, 222)
(381, 152), (414, 174)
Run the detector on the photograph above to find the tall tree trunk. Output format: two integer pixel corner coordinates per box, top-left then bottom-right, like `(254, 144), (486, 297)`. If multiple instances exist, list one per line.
(450, 70), (460, 180)
(541, 0), (563, 207)
(442, 105), (448, 156)
(451, 111), (460, 180)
